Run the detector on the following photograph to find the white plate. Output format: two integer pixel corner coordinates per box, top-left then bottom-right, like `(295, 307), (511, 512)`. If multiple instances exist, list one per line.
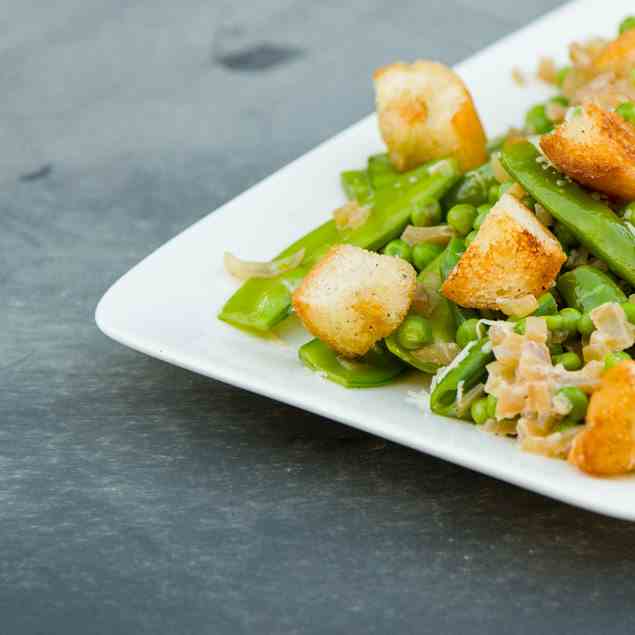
(96, 0), (635, 521)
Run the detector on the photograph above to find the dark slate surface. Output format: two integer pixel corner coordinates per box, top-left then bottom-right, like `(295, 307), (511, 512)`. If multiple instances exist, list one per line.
(4, 1), (635, 633)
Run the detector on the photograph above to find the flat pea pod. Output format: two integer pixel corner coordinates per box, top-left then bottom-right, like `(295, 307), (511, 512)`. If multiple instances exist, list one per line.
(556, 265), (627, 313)
(430, 338), (494, 419)
(219, 158), (460, 332)
(298, 339), (406, 388)
(501, 141), (635, 286)
(367, 153), (398, 189)
(341, 170), (372, 203)
(441, 162), (497, 210)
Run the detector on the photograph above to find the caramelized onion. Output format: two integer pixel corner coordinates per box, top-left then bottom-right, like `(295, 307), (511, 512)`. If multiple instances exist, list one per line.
(412, 342), (459, 366)
(333, 201), (371, 232)
(401, 224), (455, 246)
(224, 248), (305, 281)
(497, 294), (538, 318)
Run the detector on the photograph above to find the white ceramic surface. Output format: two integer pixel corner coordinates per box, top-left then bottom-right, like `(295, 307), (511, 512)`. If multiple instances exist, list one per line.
(97, 0), (635, 520)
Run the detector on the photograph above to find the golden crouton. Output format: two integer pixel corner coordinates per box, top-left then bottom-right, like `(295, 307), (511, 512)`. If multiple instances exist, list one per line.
(292, 245), (416, 358)
(591, 28), (635, 78)
(373, 61), (487, 172)
(441, 194), (566, 310)
(540, 103), (635, 200)
(569, 361), (635, 476)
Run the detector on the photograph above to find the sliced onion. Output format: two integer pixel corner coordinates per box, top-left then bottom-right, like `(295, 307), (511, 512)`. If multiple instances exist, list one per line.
(414, 269), (443, 317)
(401, 224), (455, 246)
(497, 294), (538, 318)
(511, 67), (526, 86)
(333, 201), (371, 232)
(536, 56), (558, 85)
(456, 382), (485, 417)
(491, 154), (511, 184)
(412, 342), (459, 366)
(224, 248), (305, 281)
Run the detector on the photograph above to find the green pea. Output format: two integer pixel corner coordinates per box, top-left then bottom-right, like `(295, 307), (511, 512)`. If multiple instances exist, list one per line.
(488, 184), (500, 204)
(412, 243), (443, 271)
(447, 204), (477, 237)
(556, 387), (588, 421)
(456, 318), (480, 349)
(411, 200), (442, 227)
(553, 351), (582, 371)
(619, 16), (635, 34)
(473, 204), (492, 231)
(605, 351), (632, 370)
(577, 313), (595, 337)
(553, 222), (578, 249)
(525, 103), (553, 135)
(556, 66), (571, 87)
(383, 239), (411, 262)
(623, 201), (635, 222)
(485, 394), (498, 420)
(470, 398), (489, 425)
(545, 314), (564, 331)
(616, 101), (635, 124)
(396, 315), (433, 350)
(465, 230), (478, 246)
(559, 307), (582, 332)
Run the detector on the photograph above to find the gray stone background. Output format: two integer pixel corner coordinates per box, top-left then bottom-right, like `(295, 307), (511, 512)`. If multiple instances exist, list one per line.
(4, 1), (635, 633)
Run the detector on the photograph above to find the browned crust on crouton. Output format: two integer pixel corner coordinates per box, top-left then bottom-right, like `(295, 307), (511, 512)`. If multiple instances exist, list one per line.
(440, 196), (566, 310)
(540, 103), (635, 199)
(569, 361), (635, 476)
(374, 60), (487, 172)
(292, 245), (416, 357)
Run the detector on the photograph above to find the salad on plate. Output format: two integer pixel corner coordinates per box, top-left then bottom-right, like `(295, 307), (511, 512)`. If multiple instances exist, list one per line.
(220, 16), (635, 478)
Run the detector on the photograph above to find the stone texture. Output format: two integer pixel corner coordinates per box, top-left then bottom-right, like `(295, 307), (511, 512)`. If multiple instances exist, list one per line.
(5, 1), (635, 634)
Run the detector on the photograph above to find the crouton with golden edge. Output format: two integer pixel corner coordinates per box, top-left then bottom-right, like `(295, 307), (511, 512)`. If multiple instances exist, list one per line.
(540, 103), (635, 200)
(292, 245), (416, 358)
(569, 361), (635, 476)
(373, 61), (487, 172)
(441, 194), (566, 311)
(591, 28), (635, 78)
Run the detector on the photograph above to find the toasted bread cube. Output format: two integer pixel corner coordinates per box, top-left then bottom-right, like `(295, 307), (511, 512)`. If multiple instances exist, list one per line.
(591, 28), (635, 78)
(540, 103), (635, 200)
(569, 361), (635, 476)
(292, 245), (416, 358)
(441, 194), (566, 310)
(373, 61), (487, 172)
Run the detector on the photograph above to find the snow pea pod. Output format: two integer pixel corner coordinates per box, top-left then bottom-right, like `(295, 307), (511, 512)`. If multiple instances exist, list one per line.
(501, 141), (635, 286)
(341, 170), (372, 203)
(367, 153), (398, 189)
(557, 265), (627, 313)
(441, 161), (497, 210)
(429, 338), (494, 419)
(219, 158), (460, 332)
(298, 339), (406, 388)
